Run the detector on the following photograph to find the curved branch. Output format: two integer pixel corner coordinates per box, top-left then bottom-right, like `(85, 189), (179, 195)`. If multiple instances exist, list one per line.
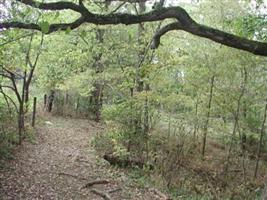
(95, 0), (148, 3)
(1, 17), (86, 33)
(48, 17), (86, 33)
(0, 85), (16, 92)
(151, 22), (182, 49)
(151, 21), (267, 56)
(16, 0), (83, 13)
(0, 73), (12, 80)
(0, 86), (19, 113)
(1, 5), (267, 56)
(1, 21), (41, 31)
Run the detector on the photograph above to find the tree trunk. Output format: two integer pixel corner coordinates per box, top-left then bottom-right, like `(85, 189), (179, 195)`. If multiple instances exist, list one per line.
(91, 29), (105, 122)
(18, 103), (24, 144)
(254, 99), (267, 178)
(44, 94), (47, 108)
(47, 90), (55, 112)
(193, 97), (199, 143)
(92, 84), (103, 122)
(202, 75), (215, 158)
(133, 1), (146, 137)
(127, 87), (134, 152)
(224, 68), (247, 173)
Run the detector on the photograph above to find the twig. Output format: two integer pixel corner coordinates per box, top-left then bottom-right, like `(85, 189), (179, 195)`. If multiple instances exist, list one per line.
(75, 158), (90, 163)
(82, 179), (109, 188)
(109, 2), (126, 14)
(0, 32), (36, 47)
(107, 188), (122, 193)
(91, 188), (112, 200)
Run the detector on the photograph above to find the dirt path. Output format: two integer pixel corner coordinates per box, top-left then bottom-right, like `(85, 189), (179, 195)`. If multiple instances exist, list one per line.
(0, 115), (161, 200)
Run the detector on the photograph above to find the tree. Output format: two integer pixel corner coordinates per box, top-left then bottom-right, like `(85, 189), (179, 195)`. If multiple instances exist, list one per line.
(0, 0), (267, 56)
(0, 32), (44, 144)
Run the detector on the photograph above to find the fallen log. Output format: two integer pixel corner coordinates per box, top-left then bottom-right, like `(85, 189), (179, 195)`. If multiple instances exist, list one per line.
(103, 154), (154, 170)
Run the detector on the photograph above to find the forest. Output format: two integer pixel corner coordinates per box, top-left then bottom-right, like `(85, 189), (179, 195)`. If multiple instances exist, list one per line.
(0, 0), (267, 199)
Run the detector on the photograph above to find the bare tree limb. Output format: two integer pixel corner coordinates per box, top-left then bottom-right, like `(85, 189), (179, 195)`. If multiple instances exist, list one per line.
(0, 85), (16, 92)
(16, 0), (84, 13)
(0, 72), (12, 80)
(109, 2), (126, 14)
(25, 33), (44, 87)
(0, 32), (36, 47)
(2, 67), (23, 79)
(8, 73), (22, 104)
(0, 86), (19, 113)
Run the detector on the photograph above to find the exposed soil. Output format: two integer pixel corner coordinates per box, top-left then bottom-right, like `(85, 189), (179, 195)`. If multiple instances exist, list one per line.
(0, 115), (164, 200)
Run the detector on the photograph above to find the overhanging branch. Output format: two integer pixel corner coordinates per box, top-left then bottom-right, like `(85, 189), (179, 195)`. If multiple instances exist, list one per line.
(1, 2), (267, 56)
(16, 0), (83, 13)
(151, 22), (267, 56)
(1, 17), (85, 33)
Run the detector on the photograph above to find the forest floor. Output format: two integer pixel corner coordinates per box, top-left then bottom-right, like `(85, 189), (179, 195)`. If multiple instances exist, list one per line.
(0, 114), (165, 200)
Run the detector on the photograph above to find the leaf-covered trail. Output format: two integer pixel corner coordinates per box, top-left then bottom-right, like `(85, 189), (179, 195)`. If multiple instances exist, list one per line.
(0, 115), (161, 200)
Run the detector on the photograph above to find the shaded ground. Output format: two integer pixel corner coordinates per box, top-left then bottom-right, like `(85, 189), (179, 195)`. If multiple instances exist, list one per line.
(0, 115), (163, 200)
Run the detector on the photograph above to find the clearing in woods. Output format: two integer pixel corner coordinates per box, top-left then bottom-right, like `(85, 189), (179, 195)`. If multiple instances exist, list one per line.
(0, 115), (163, 200)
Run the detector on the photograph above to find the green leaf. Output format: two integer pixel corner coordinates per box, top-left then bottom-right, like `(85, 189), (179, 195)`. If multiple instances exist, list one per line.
(65, 27), (72, 34)
(54, 12), (60, 20)
(35, 2), (41, 8)
(39, 21), (50, 34)
(80, 30), (87, 39)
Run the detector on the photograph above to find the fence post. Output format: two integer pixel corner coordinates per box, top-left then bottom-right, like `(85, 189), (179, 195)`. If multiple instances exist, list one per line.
(32, 97), (37, 127)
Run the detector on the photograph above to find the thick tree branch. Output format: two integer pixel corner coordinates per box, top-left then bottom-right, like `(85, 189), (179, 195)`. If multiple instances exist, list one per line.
(1, 4), (267, 56)
(152, 21), (267, 56)
(16, 0), (83, 13)
(96, 0), (148, 3)
(1, 17), (86, 33)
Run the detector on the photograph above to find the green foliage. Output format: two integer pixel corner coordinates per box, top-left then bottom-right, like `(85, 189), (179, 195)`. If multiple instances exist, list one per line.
(229, 14), (267, 39)
(0, 97), (18, 161)
(39, 21), (49, 34)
